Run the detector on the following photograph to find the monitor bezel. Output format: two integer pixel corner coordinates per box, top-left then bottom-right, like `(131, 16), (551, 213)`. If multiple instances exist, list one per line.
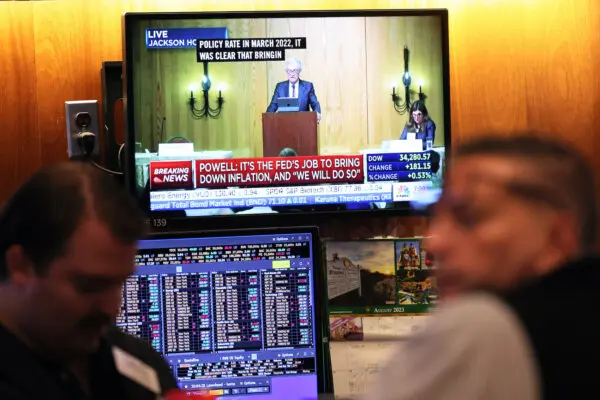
(137, 225), (331, 395)
(123, 9), (451, 225)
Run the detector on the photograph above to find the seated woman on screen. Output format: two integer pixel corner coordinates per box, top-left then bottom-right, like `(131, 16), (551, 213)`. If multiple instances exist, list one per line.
(400, 101), (436, 149)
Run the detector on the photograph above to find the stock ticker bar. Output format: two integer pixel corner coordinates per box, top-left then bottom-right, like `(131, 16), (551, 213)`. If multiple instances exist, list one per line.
(147, 182), (440, 211)
(148, 184), (393, 211)
(150, 183), (392, 201)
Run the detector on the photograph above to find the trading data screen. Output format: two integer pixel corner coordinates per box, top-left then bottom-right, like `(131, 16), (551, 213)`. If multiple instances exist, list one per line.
(117, 232), (319, 399)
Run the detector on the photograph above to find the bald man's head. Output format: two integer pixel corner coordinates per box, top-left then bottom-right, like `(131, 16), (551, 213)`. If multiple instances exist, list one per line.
(427, 135), (598, 296)
(454, 135), (597, 251)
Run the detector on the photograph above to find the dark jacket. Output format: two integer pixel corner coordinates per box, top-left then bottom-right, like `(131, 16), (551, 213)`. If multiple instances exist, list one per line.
(0, 325), (178, 399)
(500, 256), (600, 400)
(400, 119), (436, 147)
(266, 80), (321, 113)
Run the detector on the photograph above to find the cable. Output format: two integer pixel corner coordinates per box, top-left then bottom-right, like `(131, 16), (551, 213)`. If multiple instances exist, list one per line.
(117, 142), (125, 170)
(76, 133), (124, 176)
(92, 160), (123, 176)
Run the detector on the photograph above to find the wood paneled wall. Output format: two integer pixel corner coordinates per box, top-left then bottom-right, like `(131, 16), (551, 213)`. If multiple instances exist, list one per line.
(1, 0), (600, 214)
(133, 15), (443, 157)
(133, 18), (270, 157)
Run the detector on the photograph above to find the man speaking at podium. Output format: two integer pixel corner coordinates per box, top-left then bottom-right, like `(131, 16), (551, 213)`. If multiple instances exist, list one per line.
(266, 58), (322, 122)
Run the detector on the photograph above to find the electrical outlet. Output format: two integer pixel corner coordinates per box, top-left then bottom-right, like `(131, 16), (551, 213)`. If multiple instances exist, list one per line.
(65, 100), (100, 159)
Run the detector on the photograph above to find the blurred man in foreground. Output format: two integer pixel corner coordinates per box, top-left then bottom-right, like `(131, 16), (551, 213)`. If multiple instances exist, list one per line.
(369, 135), (599, 400)
(0, 163), (178, 398)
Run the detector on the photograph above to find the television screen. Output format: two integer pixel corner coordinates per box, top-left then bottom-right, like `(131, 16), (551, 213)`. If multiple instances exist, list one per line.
(117, 227), (328, 398)
(124, 10), (450, 219)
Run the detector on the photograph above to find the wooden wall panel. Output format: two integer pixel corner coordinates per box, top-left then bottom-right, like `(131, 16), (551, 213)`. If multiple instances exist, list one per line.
(365, 16), (444, 147)
(521, 1), (599, 160)
(266, 17), (369, 155)
(0, 0), (599, 241)
(31, 0), (131, 165)
(447, 1), (532, 137)
(0, 3), (40, 191)
(133, 18), (269, 157)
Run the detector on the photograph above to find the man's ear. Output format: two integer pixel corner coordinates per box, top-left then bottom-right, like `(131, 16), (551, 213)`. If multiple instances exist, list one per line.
(550, 213), (580, 255)
(5, 245), (36, 286)
(535, 212), (579, 274)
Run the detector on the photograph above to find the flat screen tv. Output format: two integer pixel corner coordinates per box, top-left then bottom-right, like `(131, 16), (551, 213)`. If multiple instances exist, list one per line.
(123, 9), (450, 224)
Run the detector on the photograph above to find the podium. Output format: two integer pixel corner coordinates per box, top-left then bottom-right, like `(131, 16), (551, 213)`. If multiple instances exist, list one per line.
(262, 112), (318, 157)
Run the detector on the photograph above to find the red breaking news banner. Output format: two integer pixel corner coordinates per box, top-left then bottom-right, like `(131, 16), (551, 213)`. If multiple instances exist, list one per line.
(150, 160), (194, 190)
(194, 155), (364, 188)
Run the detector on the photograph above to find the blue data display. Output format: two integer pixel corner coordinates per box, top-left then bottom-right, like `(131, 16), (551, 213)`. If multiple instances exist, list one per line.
(367, 171), (433, 182)
(366, 162), (432, 172)
(119, 231), (320, 399)
(365, 152), (432, 163)
(146, 27), (228, 49)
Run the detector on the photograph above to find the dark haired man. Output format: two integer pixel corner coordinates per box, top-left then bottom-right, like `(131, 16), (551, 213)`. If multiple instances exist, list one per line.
(0, 162), (178, 398)
(369, 135), (600, 400)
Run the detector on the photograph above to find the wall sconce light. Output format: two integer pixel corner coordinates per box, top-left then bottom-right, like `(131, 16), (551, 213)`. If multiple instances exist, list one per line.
(188, 61), (224, 119)
(391, 46), (427, 114)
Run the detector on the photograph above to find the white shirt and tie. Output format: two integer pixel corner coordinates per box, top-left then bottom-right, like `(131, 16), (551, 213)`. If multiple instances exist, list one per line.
(286, 80), (321, 122)
(288, 81), (298, 98)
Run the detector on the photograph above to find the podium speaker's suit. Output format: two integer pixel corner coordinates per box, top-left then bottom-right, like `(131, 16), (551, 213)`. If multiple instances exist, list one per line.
(266, 80), (321, 114)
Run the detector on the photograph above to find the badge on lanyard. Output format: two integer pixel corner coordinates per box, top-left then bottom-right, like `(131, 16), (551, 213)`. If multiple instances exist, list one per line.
(113, 346), (161, 394)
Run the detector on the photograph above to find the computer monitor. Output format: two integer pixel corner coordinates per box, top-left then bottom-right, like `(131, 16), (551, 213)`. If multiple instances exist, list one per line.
(117, 227), (328, 399)
(276, 97), (300, 113)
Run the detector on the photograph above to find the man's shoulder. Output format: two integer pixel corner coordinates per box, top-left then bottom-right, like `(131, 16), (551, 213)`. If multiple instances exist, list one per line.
(368, 293), (540, 400)
(418, 293), (539, 379)
(438, 292), (513, 321)
(299, 80), (314, 87)
(427, 292), (528, 343)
